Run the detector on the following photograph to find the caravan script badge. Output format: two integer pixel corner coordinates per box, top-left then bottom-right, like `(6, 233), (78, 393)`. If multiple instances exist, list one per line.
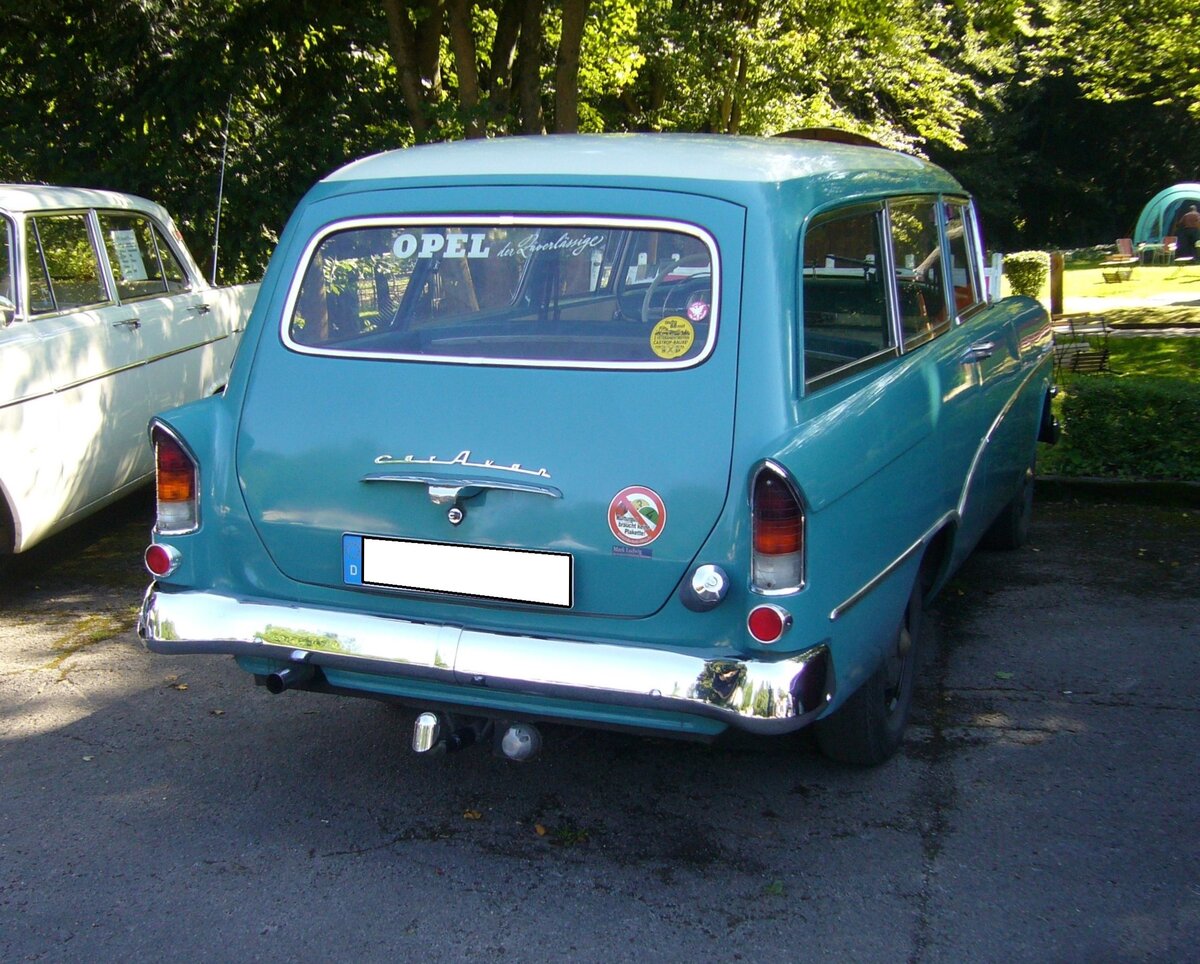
(608, 486), (667, 548)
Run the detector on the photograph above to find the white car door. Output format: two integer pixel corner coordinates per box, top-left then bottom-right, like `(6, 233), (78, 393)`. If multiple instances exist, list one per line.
(0, 209), (150, 551)
(97, 211), (231, 413)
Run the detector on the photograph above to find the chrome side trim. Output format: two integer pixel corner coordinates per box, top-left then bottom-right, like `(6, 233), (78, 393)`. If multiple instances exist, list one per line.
(138, 587), (835, 735)
(0, 335), (229, 411)
(829, 511), (957, 621)
(957, 355), (1049, 521)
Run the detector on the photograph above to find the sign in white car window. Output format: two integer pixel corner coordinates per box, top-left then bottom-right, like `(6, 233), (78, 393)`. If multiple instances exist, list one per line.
(110, 229), (149, 281)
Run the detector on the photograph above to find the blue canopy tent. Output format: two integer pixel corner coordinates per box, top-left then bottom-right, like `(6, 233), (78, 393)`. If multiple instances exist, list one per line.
(1133, 183), (1200, 244)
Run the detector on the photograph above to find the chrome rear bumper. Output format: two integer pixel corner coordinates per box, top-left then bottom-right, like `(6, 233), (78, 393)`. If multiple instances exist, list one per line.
(138, 587), (834, 735)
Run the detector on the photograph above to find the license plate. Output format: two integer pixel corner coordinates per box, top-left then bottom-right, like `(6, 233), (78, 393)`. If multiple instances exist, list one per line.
(343, 535), (573, 608)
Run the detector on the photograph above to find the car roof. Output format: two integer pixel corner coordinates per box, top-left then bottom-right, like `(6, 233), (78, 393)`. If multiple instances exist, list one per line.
(0, 183), (167, 218)
(326, 133), (961, 193)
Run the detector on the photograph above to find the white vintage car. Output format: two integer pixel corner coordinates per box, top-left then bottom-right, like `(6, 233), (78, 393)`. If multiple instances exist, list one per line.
(0, 185), (259, 558)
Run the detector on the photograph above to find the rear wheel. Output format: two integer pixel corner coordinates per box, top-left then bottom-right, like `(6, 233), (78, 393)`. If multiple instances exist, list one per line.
(815, 580), (923, 766)
(981, 464), (1034, 551)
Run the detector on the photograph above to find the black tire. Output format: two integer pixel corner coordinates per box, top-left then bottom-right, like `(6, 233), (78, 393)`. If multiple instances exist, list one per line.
(815, 580), (923, 766)
(981, 465), (1034, 551)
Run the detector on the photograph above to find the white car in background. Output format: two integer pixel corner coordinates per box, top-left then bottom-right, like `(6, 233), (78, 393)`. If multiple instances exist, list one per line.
(0, 185), (259, 559)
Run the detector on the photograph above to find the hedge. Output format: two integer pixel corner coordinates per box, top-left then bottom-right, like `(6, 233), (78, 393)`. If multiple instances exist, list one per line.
(1042, 375), (1200, 481)
(1003, 250), (1050, 298)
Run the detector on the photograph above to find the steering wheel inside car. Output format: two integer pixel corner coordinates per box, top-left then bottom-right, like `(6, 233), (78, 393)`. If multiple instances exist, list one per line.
(641, 263), (713, 325)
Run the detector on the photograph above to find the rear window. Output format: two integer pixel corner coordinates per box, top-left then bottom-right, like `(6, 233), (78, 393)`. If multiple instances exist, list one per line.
(283, 218), (719, 368)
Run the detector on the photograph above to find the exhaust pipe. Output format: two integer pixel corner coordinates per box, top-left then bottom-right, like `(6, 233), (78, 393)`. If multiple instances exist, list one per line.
(411, 713), (490, 755)
(265, 664), (316, 694)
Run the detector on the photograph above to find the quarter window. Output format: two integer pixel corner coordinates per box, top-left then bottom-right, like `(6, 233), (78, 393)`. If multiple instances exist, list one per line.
(99, 212), (191, 301)
(943, 201), (983, 315)
(26, 213), (108, 314)
(801, 205), (894, 388)
(888, 198), (947, 349)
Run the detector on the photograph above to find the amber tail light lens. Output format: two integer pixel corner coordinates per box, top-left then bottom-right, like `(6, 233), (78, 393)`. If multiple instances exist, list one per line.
(152, 423), (198, 534)
(751, 464), (804, 592)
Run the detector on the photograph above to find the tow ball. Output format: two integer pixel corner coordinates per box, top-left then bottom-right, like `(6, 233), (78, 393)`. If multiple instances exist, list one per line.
(412, 712), (542, 762)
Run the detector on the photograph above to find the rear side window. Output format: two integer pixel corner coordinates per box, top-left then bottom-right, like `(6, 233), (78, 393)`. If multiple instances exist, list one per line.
(888, 198), (947, 349)
(284, 218), (719, 369)
(801, 205), (894, 387)
(26, 213), (109, 315)
(99, 212), (191, 301)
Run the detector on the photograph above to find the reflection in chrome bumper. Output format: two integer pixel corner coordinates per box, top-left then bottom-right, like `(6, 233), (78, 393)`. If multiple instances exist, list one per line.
(138, 587), (834, 735)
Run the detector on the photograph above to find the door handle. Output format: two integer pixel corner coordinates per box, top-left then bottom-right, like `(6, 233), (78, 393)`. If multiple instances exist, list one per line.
(963, 340), (995, 362)
(189, 303), (212, 315)
(112, 317), (140, 330)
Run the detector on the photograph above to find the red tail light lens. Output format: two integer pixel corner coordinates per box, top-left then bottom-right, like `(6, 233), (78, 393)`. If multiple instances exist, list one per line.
(152, 423), (198, 534)
(751, 465), (804, 591)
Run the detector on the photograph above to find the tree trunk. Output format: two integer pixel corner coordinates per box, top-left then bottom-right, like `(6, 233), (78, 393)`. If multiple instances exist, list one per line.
(515, 0), (545, 134)
(483, 0), (521, 127)
(382, 0), (430, 137)
(446, 0), (484, 137)
(554, 0), (588, 133)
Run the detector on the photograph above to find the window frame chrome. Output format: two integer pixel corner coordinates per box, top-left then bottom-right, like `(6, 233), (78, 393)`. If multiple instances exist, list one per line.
(279, 215), (722, 371)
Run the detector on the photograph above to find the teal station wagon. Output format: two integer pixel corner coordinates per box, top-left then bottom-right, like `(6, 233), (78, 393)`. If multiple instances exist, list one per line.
(139, 134), (1056, 765)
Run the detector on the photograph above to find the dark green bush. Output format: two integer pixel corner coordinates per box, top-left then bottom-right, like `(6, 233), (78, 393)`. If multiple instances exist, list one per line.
(1003, 251), (1049, 297)
(1042, 376), (1200, 481)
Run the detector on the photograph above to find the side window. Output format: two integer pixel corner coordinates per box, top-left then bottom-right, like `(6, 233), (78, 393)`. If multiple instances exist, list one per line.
(99, 212), (192, 301)
(888, 198), (946, 349)
(802, 205), (893, 388)
(944, 201), (983, 315)
(26, 213), (108, 315)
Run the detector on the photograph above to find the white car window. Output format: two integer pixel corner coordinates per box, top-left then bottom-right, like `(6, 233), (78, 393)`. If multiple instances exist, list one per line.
(26, 213), (109, 314)
(99, 212), (191, 302)
(0, 215), (13, 307)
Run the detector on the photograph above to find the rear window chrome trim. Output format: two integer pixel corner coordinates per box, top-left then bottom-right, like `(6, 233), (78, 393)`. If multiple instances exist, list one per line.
(279, 215), (721, 371)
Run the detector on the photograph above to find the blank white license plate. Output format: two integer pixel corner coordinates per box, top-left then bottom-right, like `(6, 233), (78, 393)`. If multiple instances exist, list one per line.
(343, 535), (573, 608)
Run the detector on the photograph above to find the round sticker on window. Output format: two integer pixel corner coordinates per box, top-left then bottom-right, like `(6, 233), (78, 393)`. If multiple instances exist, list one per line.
(608, 486), (667, 547)
(649, 316), (695, 360)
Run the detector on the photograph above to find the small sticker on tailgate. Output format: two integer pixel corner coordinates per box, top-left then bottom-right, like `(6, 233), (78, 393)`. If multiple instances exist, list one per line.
(343, 534), (573, 608)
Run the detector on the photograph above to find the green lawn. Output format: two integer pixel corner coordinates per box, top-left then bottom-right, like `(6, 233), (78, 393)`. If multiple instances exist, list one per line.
(1002, 260), (1200, 328)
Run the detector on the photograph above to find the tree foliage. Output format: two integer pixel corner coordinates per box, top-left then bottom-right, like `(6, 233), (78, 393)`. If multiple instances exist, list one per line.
(1, 0), (1195, 279)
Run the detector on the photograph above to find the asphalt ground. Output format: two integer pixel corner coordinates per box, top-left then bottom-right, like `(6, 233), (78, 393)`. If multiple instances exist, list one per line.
(1, 491), (1197, 962)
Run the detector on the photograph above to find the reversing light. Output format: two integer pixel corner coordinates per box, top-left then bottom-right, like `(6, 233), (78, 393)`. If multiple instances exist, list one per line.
(747, 604), (792, 644)
(751, 463), (805, 592)
(152, 423), (198, 534)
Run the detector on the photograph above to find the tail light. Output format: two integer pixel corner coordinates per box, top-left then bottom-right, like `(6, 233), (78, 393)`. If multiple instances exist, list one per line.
(152, 422), (198, 534)
(751, 463), (804, 592)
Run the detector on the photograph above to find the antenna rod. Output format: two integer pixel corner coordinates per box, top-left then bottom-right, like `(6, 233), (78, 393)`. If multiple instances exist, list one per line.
(211, 95), (233, 285)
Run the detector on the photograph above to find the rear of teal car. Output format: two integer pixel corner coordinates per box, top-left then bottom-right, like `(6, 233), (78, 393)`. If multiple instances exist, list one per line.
(140, 135), (1053, 765)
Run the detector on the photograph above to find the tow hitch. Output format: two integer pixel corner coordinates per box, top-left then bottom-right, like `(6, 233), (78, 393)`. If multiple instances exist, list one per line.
(412, 712), (542, 762)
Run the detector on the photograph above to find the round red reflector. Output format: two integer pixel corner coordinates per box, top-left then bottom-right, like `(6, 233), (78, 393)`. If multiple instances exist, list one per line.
(144, 544), (178, 578)
(747, 605), (791, 644)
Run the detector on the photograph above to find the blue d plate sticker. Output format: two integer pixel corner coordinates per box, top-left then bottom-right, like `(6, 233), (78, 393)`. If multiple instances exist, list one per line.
(343, 534), (363, 585)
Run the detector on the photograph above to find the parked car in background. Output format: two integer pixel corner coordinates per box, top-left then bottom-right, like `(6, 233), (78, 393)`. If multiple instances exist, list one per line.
(0, 185), (258, 559)
(139, 135), (1056, 766)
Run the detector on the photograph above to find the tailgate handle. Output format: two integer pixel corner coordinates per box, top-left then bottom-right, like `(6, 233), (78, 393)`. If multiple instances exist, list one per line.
(362, 472), (562, 505)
